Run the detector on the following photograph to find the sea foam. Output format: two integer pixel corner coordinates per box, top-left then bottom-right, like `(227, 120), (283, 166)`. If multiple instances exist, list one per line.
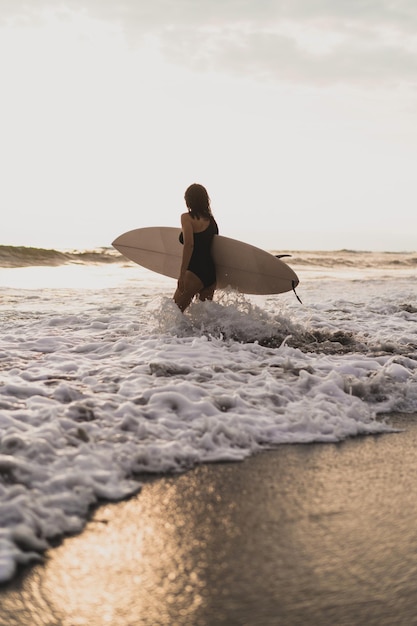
(0, 256), (416, 582)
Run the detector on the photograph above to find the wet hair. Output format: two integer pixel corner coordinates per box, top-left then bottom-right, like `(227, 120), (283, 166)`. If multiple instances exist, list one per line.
(184, 183), (212, 219)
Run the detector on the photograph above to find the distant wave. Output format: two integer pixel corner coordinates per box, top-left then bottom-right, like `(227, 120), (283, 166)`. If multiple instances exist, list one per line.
(1, 244), (416, 270)
(272, 249), (417, 269)
(0, 245), (123, 268)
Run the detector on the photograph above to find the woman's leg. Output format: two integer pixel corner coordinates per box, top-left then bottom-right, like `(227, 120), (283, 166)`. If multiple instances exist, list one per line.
(174, 271), (204, 312)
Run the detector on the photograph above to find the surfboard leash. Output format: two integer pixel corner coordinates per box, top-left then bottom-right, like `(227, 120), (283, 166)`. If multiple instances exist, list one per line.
(275, 256), (302, 303)
(292, 280), (303, 304)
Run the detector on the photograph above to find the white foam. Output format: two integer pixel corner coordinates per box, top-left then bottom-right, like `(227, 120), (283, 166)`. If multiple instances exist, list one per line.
(0, 265), (416, 581)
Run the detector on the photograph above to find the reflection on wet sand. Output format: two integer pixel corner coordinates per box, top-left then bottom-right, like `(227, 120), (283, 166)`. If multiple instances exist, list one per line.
(2, 417), (417, 626)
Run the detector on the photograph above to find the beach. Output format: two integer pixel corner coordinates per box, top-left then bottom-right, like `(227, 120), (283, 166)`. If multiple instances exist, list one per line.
(2, 0), (417, 620)
(1, 412), (417, 626)
(0, 248), (416, 625)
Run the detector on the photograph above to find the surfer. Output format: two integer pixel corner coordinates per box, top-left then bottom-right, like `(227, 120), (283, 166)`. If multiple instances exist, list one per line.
(174, 183), (219, 312)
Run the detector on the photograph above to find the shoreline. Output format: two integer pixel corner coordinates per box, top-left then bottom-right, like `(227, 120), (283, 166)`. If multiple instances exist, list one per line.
(2, 412), (417, 626)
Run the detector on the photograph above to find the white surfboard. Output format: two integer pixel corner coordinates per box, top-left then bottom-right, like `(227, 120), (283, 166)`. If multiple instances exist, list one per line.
(112, 227), (299, 296)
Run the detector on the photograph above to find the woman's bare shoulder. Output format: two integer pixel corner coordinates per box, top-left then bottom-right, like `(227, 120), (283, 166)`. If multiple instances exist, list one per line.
(180, 212), (191, 223)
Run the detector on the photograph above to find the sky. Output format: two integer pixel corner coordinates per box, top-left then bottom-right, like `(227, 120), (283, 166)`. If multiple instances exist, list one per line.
(0, 0), (416, 252)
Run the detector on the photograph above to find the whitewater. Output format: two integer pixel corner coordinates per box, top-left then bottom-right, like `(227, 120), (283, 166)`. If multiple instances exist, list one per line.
(0, 246), (416, 583)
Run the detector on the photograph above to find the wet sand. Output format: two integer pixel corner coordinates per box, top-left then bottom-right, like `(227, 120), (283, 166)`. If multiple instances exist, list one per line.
(1, 413), (417, 626)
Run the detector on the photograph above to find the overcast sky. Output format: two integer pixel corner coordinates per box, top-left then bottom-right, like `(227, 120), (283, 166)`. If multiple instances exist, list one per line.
(1, 0), (416, 251)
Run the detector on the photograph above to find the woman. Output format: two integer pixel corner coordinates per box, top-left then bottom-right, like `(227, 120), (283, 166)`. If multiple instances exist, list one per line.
(174, 183), (219, 312)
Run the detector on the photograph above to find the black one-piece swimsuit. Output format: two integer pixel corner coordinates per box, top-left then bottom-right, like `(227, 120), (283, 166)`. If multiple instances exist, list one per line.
(179, 218), (219, 287)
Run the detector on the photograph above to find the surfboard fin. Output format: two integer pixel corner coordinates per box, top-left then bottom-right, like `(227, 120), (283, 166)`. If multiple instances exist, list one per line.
(292, 281), (302, 304)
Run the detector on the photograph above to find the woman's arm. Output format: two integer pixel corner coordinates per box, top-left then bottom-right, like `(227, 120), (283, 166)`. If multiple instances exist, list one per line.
(178, 213), (194, 291)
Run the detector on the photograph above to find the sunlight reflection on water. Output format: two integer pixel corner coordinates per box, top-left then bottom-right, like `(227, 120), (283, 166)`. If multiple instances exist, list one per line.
(0, 264), (174, 291)
(0, 257), (414, 294)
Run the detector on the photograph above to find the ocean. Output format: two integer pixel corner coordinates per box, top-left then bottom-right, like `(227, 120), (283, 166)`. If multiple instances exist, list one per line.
(0, 245), (416, 584)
